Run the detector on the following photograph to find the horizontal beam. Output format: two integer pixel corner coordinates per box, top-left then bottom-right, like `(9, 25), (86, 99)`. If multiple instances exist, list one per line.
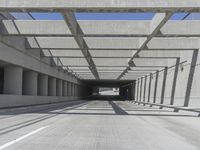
(5, 34), (200, 38)
(0, 0), (200, 12)
(43, 56), (178, 59)
(27, 48), (196, 51)
(3, 20), (200, 38)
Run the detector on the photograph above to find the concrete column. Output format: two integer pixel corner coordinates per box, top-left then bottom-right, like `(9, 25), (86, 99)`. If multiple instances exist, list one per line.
(62, 81), (68, 96)
(0, 68), (4, 94)
(71, 83), (74, 96)
(148, 73), (152, 102)
(23, 70), (38, 95)
(160, 67), (168, 104)
(68, 82), (71, 96)
(184, 50), (199, 107)
(74, 84), (77, 97)
(153, 71), (159, 103)
(56, 79), (62, 96)
(136, 79), (139, 101)
(143, 76), (147, 102)
(170, 58), (180, 105)
(38, 74), (48, 96)
(139, 77), (143, 102)
(4, 65), (23, 95)
(48, 77), (56, 96)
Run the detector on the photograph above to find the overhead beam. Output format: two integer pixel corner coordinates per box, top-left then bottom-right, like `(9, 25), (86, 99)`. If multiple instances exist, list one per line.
(62, 12), (99, 79)
(27, 48), (197, 51)
(0, 0), (200, 12)
(117, 13), (173, 79)
(3, 20), (200, 38)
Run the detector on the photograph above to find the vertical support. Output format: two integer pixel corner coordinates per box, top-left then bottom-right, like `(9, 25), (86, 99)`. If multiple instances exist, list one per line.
(170, 58), (180, 105)
(56, 79), (63, 96)
(38, 74), (48, 96)
(4, 65), (23, 95)
(23, 71), (38, 95)
(71, 83), (74, 96)
(148, 73), (152, 102)
(184, 50), (199, 107)
(139, 77), (143, 102)
(143, 75), (147, 102)
(160, 67), (168, 104)
(68, 82), (71, 96)
(136, 79), (139, 101)
(153, 70), (159, 103)
(62, 81), (68, 97)
(48, 77), (56, 96)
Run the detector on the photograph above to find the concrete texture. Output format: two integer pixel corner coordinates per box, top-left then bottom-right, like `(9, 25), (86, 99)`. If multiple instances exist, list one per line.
(0, 0), (199, 12)
(3, 65), (23, 95)
(23, 71), (38, 96)
(0, 95), (79, 108)
(48, 77), (56, 96)
(37, 74), (48, 96)
(0, 100), (199, 150)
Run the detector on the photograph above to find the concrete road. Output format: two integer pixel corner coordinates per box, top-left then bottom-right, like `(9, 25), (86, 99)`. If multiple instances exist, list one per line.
(0, 100), (200, 150)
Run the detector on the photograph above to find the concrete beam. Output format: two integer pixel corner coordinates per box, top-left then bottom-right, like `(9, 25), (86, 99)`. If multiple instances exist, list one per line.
(3, 20), (200, 37)
(0, 0), (199, 12)
(62, 12), (99, 79)
(118, 13), (173, 79)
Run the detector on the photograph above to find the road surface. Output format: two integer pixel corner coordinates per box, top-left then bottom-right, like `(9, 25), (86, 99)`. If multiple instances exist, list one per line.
(0, 100), (200, 150)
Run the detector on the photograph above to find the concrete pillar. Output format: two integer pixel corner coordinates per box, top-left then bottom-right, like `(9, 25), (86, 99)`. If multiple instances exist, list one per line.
(170, 58), (180, 105)
(23, 70), (38, 95)
(48, 77), (56, 96)
(184, 50), (199, 107)
(38, 74), (48, 96)
(62, 81), (68, 96)
(136, 79), (139, 101)
(4, 65), (23, 95)
(153, 71), (159, 103)
(68, 82), (71, 96)
(56, 79), (63, 96)
(74, 84), (77, 97)
(71, 83), (74, 96)
(160, 67), (168, 104)
(139, 77), (143, 102)
(143, 76), (147, 102)
(147, 73), (152, 102)
(0, 68), (4, 94)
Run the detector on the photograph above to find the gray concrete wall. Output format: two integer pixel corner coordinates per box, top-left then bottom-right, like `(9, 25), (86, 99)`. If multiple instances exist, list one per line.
(0, 95), (79, 108)
(136, 50), (200, 107)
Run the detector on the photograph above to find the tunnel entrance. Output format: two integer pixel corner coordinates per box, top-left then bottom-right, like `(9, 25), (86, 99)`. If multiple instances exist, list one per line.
(98, 87), (119, 96)
(83, 80), (135, 100)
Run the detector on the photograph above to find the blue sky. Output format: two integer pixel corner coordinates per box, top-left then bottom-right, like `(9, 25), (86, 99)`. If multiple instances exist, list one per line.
(11, 12), (200, 20)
